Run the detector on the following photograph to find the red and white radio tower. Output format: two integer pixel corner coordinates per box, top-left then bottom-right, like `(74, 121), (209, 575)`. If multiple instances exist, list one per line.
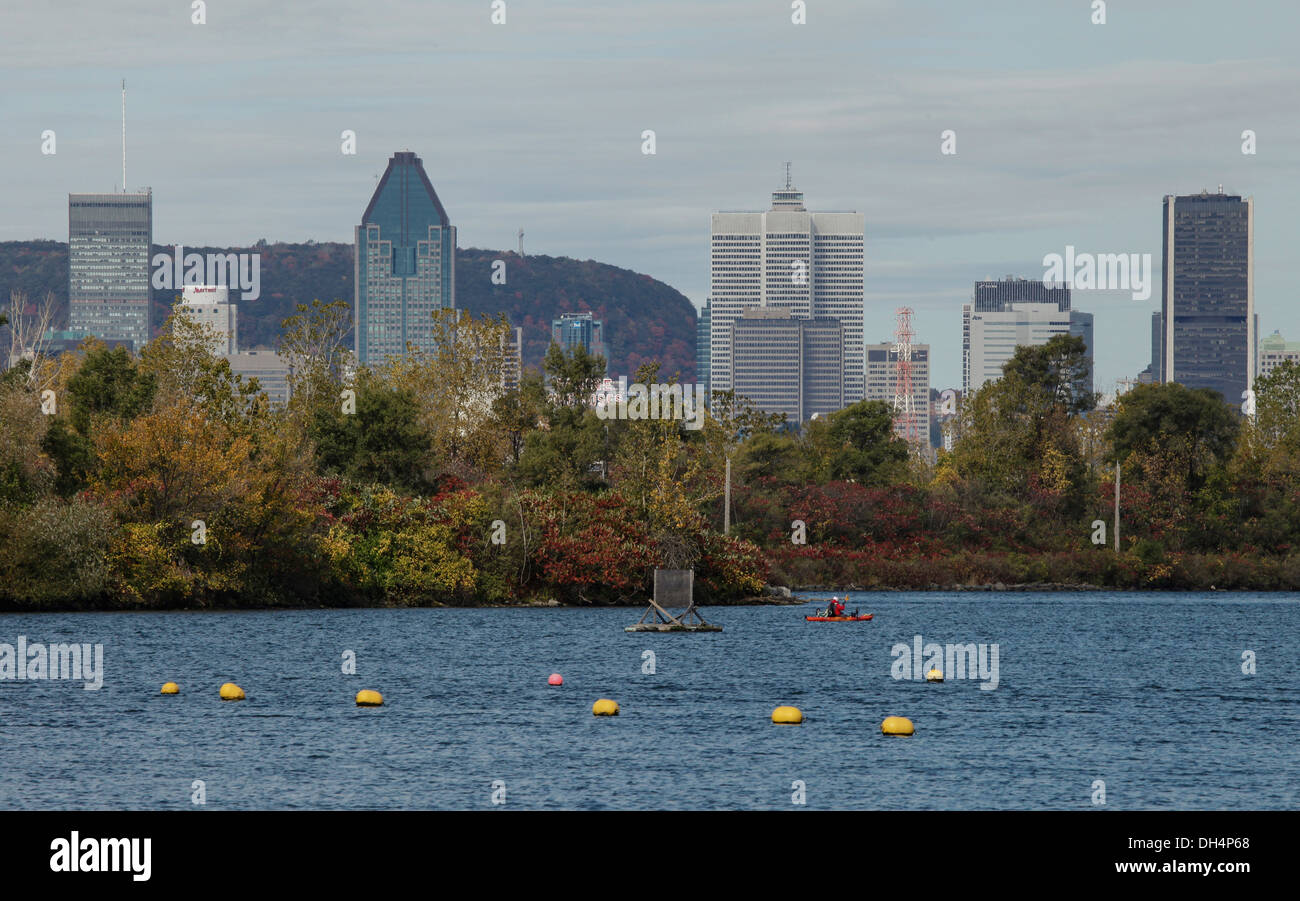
(893, 306), (920, 444)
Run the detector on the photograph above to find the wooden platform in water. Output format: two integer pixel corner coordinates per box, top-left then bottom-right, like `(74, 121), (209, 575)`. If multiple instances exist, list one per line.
(624, 623), (723, 633)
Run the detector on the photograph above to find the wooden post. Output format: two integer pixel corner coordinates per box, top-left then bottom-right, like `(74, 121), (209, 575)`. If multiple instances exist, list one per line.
(1113, 461), (1120, 553)
(724, 455), (731, 535)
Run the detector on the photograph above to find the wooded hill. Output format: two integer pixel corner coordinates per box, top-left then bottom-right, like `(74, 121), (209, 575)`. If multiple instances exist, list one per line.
(0, 240), (698, 379)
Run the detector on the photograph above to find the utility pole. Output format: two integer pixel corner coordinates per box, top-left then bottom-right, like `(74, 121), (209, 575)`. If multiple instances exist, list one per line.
(723, 456), (731, 535)
(1114, 461), (1121, 552)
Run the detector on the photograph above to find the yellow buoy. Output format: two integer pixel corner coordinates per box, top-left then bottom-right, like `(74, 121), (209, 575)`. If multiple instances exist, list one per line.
(160, 682), (180, 694)
(881, 716), (914, 736)
(219, 682), (245, 701)
(772, 705), (804, 724)
(592, 698), (620, 716)
(926, 668), (943, 682)
(355, 689), (384, 707)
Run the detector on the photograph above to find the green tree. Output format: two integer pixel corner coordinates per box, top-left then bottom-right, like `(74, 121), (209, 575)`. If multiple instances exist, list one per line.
(515, 343), (608, 489)
(824, 399), (909, 484)
(1108, 381), (1240, 486)
(310, 370), (437, 493)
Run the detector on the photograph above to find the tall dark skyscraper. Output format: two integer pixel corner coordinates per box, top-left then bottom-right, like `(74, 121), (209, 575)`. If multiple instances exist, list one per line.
(68, 191), (153, 351)
(354, 151), (456, 365)
(1161, 189), (1254, 402)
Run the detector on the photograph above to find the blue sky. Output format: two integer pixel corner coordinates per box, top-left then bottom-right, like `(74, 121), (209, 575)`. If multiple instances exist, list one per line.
(2, 0), (1297, 389)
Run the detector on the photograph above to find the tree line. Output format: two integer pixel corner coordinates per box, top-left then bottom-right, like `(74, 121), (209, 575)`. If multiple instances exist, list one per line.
(2, 305), (1298, 609)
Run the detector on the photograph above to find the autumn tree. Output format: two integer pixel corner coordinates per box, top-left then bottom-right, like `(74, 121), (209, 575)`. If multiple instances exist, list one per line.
(381, 309), (516, 477)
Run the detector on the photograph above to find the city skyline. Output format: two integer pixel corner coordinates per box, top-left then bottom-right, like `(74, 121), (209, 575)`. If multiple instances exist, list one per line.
(4, 0), (1298, 393)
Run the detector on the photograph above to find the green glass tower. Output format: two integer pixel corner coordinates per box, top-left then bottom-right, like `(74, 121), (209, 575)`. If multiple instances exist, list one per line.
(354, 151), (456, 364)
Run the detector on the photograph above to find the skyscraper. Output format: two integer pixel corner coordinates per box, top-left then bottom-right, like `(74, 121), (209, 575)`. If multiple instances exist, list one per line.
(551, 312), (605, 362)
(709, 172), (864, 412)
(178, 285), (237, 355)
(962, 277), (1091, 397)
(728, 308), (844, 422)
(965, 303), (1094, 396)
(1161, 189), (1254, 402)
(68, 191), (153, 351)
(696, 297), (711, 400)
(354, 151), (456, 365)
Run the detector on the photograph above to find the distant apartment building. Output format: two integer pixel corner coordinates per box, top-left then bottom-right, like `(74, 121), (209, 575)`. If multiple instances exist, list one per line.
(866, 342), (931, 446)
(728, 308), (844, 422)
(68, 191), (153, 352)
(1161, 189), (1254, 402)
(696, 298), (711, 400)
(964, 302), (1094, 396)
(1259, 330), (1300, 378)
(227, 348), (292, 407)
(354, 151), (456, 365)
(551, 312), (605, 362)
(178, 285), (237, 355)
(710, 173), (864, 416)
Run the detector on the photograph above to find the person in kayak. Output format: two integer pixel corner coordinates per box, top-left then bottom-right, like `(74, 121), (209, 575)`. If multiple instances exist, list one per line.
(830, 597), (845, 617)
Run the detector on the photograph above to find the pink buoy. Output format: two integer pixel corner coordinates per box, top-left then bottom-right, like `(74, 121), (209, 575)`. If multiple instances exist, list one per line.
(547, 673), (563, 686)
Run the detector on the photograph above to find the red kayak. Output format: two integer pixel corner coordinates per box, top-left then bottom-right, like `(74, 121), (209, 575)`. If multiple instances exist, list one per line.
(805, 614), (873, 622)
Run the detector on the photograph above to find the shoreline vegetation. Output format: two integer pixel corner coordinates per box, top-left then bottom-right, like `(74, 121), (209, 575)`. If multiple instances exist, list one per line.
(3, 301), (1300, 612)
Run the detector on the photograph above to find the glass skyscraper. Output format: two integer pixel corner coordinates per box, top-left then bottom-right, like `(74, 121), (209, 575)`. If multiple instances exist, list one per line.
(550, 312), (604, 361)
(1161, 190), (1254, 403)
(68, 191), (153, 352)
(354, 151), (456, 364)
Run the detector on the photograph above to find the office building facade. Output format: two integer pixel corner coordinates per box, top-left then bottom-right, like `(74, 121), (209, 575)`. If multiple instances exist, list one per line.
(973, 277), (1071, 312)
(866, 342), (931, 445)
(728, 308), (844, 422)
(696, 298), (711, 400)
(710, 176), (864, 412)
(965, 303), (1094, 396)
(551, 312), (605, 362)
(355, 151), (456, 365)
(68, 191), (153, 352)
(1161, 190), (1254, 402)
(1259, 331), (1300, 379)
(178, 285), (237, 355)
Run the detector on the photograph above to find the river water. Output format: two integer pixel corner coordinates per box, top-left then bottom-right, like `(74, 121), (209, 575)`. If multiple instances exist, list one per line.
(1, 591), (1296, 809)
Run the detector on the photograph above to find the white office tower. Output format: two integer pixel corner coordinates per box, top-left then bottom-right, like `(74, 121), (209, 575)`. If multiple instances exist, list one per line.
(965, 302), (1094, 395)
(710, 171), (865, 414)
(179, 285), (237, 355)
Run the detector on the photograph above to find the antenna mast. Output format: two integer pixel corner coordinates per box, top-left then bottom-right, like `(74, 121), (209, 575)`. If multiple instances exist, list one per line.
(893, 306), (920, 445)
(784, 161), (792, 188)
(121, 79), (127, 192)
(518, 228), (525, 257)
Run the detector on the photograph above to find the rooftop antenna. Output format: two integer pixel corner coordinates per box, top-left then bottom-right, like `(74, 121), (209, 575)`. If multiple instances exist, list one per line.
(784, 161), (792, 188)
(518, 227), (525, 257)
(121, 79), (127, 192)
